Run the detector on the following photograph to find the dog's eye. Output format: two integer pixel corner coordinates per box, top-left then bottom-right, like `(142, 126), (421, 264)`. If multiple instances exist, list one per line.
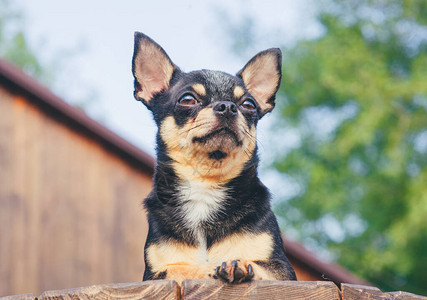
(179, 94), (198, 106)
(241, 99), (257, 111)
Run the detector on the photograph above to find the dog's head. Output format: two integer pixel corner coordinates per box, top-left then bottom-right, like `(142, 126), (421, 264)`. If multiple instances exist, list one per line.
(132, 32), (282, 185)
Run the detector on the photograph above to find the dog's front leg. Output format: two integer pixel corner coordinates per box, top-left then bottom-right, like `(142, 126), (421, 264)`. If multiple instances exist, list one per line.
(213, 260), (255, 283)
(152, 263), (217, 283)
(213, 259), (295, 283)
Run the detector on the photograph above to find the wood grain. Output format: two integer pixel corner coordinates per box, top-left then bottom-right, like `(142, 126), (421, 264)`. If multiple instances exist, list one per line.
(386, 291), (427, 299)
(2, 281), (427, 299)
(182, 279), (340, 300)
(0, 85), (152, 296)
(0, 294), (36, 300)
(39, 281), (179, 300)
(342, 284), (427, 300)
(342, 284), (389, 299)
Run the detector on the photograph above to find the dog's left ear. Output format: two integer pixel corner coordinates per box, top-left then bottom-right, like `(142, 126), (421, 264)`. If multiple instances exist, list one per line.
(132, 32), (177, 108)
(237, 48), (282, 116)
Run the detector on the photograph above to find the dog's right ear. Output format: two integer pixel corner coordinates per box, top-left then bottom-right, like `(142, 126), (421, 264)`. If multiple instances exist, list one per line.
(132, 32), (177, 108)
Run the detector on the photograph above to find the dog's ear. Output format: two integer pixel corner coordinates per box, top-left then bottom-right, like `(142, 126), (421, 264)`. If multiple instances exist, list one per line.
(237, 48), (282, 117)
(132, 32), (178, 108)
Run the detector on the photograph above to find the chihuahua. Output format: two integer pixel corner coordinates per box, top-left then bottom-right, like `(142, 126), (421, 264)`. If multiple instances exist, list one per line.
(132, 32), (296, 284)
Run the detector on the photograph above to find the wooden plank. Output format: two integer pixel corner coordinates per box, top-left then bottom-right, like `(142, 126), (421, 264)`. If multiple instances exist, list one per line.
(341, 283), (390, 299)
(0, 88), (15, 299)
(39, 280), (179, 300)
(342, 284), (427, 300)
(386, 291), (427, 299)
(0, 294), (36, 300)
(182, 279), (340, 300)
(2, 281), (427, 300)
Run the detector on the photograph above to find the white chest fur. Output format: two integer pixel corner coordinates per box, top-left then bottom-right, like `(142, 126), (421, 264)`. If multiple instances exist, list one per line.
(177, 181), (227, 263)
(177, 181), (227, 230)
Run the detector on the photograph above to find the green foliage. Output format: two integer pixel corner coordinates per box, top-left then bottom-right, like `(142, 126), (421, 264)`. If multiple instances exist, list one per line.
(0, 0), (52, 83)
(274, 0), (427, 294)
(0, 0), (97, 111)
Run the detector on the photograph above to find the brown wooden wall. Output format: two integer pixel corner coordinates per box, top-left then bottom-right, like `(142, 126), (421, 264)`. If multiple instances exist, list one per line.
(0, 86), (152, 296)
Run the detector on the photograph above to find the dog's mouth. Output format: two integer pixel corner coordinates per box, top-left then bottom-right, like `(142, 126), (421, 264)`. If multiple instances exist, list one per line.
(192, 127), (243, 160)
(192, 127), (242, 147)
(208, 150), (227, 160)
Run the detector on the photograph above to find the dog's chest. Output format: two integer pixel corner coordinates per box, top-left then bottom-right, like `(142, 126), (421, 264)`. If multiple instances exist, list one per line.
(177, 181), (227, 263)
(177, 181), (227, 229)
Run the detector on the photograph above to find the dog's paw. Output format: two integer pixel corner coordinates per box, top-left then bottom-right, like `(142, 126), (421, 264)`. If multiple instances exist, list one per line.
(213, 260), (254, 283)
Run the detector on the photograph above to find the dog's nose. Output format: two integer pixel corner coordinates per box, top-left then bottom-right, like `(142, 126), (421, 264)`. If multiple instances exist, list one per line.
(214, 101), (238, 117)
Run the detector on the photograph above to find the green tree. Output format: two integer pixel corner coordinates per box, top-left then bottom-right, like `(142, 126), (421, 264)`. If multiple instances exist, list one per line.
(274, 0), (427, 294)
(0, 0), (53, 83)
(0, 0), (97, 111)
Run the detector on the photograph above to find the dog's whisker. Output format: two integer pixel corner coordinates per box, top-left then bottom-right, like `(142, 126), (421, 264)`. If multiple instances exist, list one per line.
(177, 122), (213, 137)
(186, 122), (212, 132)
(243, 149), (253, 161)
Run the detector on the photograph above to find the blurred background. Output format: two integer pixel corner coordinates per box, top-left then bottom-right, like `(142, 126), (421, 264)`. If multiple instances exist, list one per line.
(0, 0), (426, 296)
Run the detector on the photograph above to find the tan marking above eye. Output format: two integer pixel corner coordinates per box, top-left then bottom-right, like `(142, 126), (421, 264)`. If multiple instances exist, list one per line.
(233, 86), (245, 99)
(192, 83), (207, 96)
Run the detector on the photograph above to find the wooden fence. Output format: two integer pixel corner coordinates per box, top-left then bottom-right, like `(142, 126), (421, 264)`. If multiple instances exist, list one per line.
(1, 280), (425, 299)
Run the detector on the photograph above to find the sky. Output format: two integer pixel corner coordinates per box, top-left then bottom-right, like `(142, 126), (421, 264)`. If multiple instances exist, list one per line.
(16, 0), (319, 153)
(13, 0), (322, 215)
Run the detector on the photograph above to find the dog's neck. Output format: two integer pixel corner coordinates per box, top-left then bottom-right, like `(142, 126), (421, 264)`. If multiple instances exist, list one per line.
(149, 139), (269, 246)
(154, 139), (260, 199)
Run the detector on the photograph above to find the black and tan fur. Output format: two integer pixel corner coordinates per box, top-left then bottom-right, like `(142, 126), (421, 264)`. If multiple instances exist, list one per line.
(132, 32), (296, 284)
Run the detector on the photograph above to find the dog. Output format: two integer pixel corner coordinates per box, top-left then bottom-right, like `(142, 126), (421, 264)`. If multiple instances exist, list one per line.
(132, 32), (296, 284)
